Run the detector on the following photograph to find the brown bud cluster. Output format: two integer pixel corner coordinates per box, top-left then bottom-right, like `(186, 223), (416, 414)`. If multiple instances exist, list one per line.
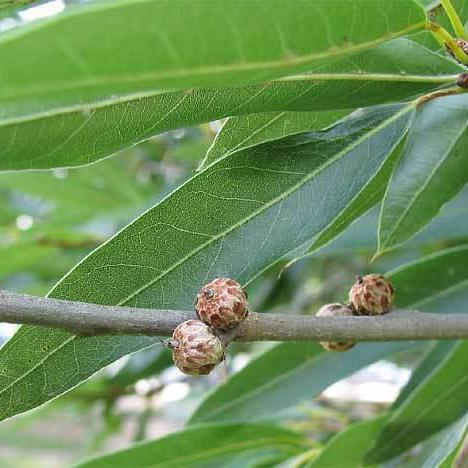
(168, 273), (397, 365)
(168, 278), (249, 376)
(169, 320), (224, 376)
(316, 303), (355, 352)
(348, 274), (394, 315)
(195, 277), (249, 331)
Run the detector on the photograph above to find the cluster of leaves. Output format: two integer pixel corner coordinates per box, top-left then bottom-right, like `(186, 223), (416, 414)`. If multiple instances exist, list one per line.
(0, 0), (467, 466)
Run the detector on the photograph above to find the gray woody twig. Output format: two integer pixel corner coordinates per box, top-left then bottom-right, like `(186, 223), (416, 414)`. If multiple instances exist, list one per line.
(0, 290), (467, 341)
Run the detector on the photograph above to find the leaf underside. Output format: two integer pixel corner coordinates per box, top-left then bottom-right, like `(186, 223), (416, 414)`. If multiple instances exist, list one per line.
(0, 104), (412, 421)
(1, 38), (458, 170)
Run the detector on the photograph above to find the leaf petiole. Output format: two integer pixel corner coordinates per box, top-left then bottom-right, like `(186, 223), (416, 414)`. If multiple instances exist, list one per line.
(426, 21), (468, 64)
(441, 0), (467, 39)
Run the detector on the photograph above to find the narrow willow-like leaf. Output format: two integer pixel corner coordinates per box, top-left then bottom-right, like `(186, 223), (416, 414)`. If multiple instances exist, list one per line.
(290, 136), (406, 260)
(73, 423), (307, 468)
(306, 416), (387, 467)
(381, 411), (468, 468)
(422, 413), (468, 468)
(198, 110), (350, 170)
(0, 104), (413, 421)
(1, 39), (459, 170)
(392, 341), (458, 409)
(366, 341), (468, 463)
(311, 187), (468, 257)
(189, 342), (414, 425)
(0, 0), (425, 103)
(378, 93), (468, 255)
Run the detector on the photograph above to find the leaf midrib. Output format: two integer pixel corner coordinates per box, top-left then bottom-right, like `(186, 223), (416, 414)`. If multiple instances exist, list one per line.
(0, 20), (425, 101)
(0, 70), (452, 129)
(0, 335), (75, 415)
(292, 132), (403, 260)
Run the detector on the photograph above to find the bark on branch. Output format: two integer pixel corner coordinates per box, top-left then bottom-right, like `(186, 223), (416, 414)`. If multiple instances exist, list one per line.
(0, 290), (467, 342)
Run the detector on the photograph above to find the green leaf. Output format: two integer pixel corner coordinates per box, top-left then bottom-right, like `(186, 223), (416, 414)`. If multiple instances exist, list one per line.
(306, 416), (387, 467)
(197, 38), (462, 170)
(73, 423), (307, 468)
(199, 110), (350, 170)
(366, 340), (468, 463)
(0, 103), (413, 421)
(384, 411), (468, 468)
(392, 341), (458, 408)
(422, 413), (468, 468)
(189, 342), (414, 425)
(378, 93), (468, 255)
(311, 186), (468, 257)
(0, 329), (156, 421)
(2, 38), (459, 170)
(387, 244), (468, 309)
(0, 0), (425, 103)
(293, 135), (406, 259)
(404, 185), (468, 248)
